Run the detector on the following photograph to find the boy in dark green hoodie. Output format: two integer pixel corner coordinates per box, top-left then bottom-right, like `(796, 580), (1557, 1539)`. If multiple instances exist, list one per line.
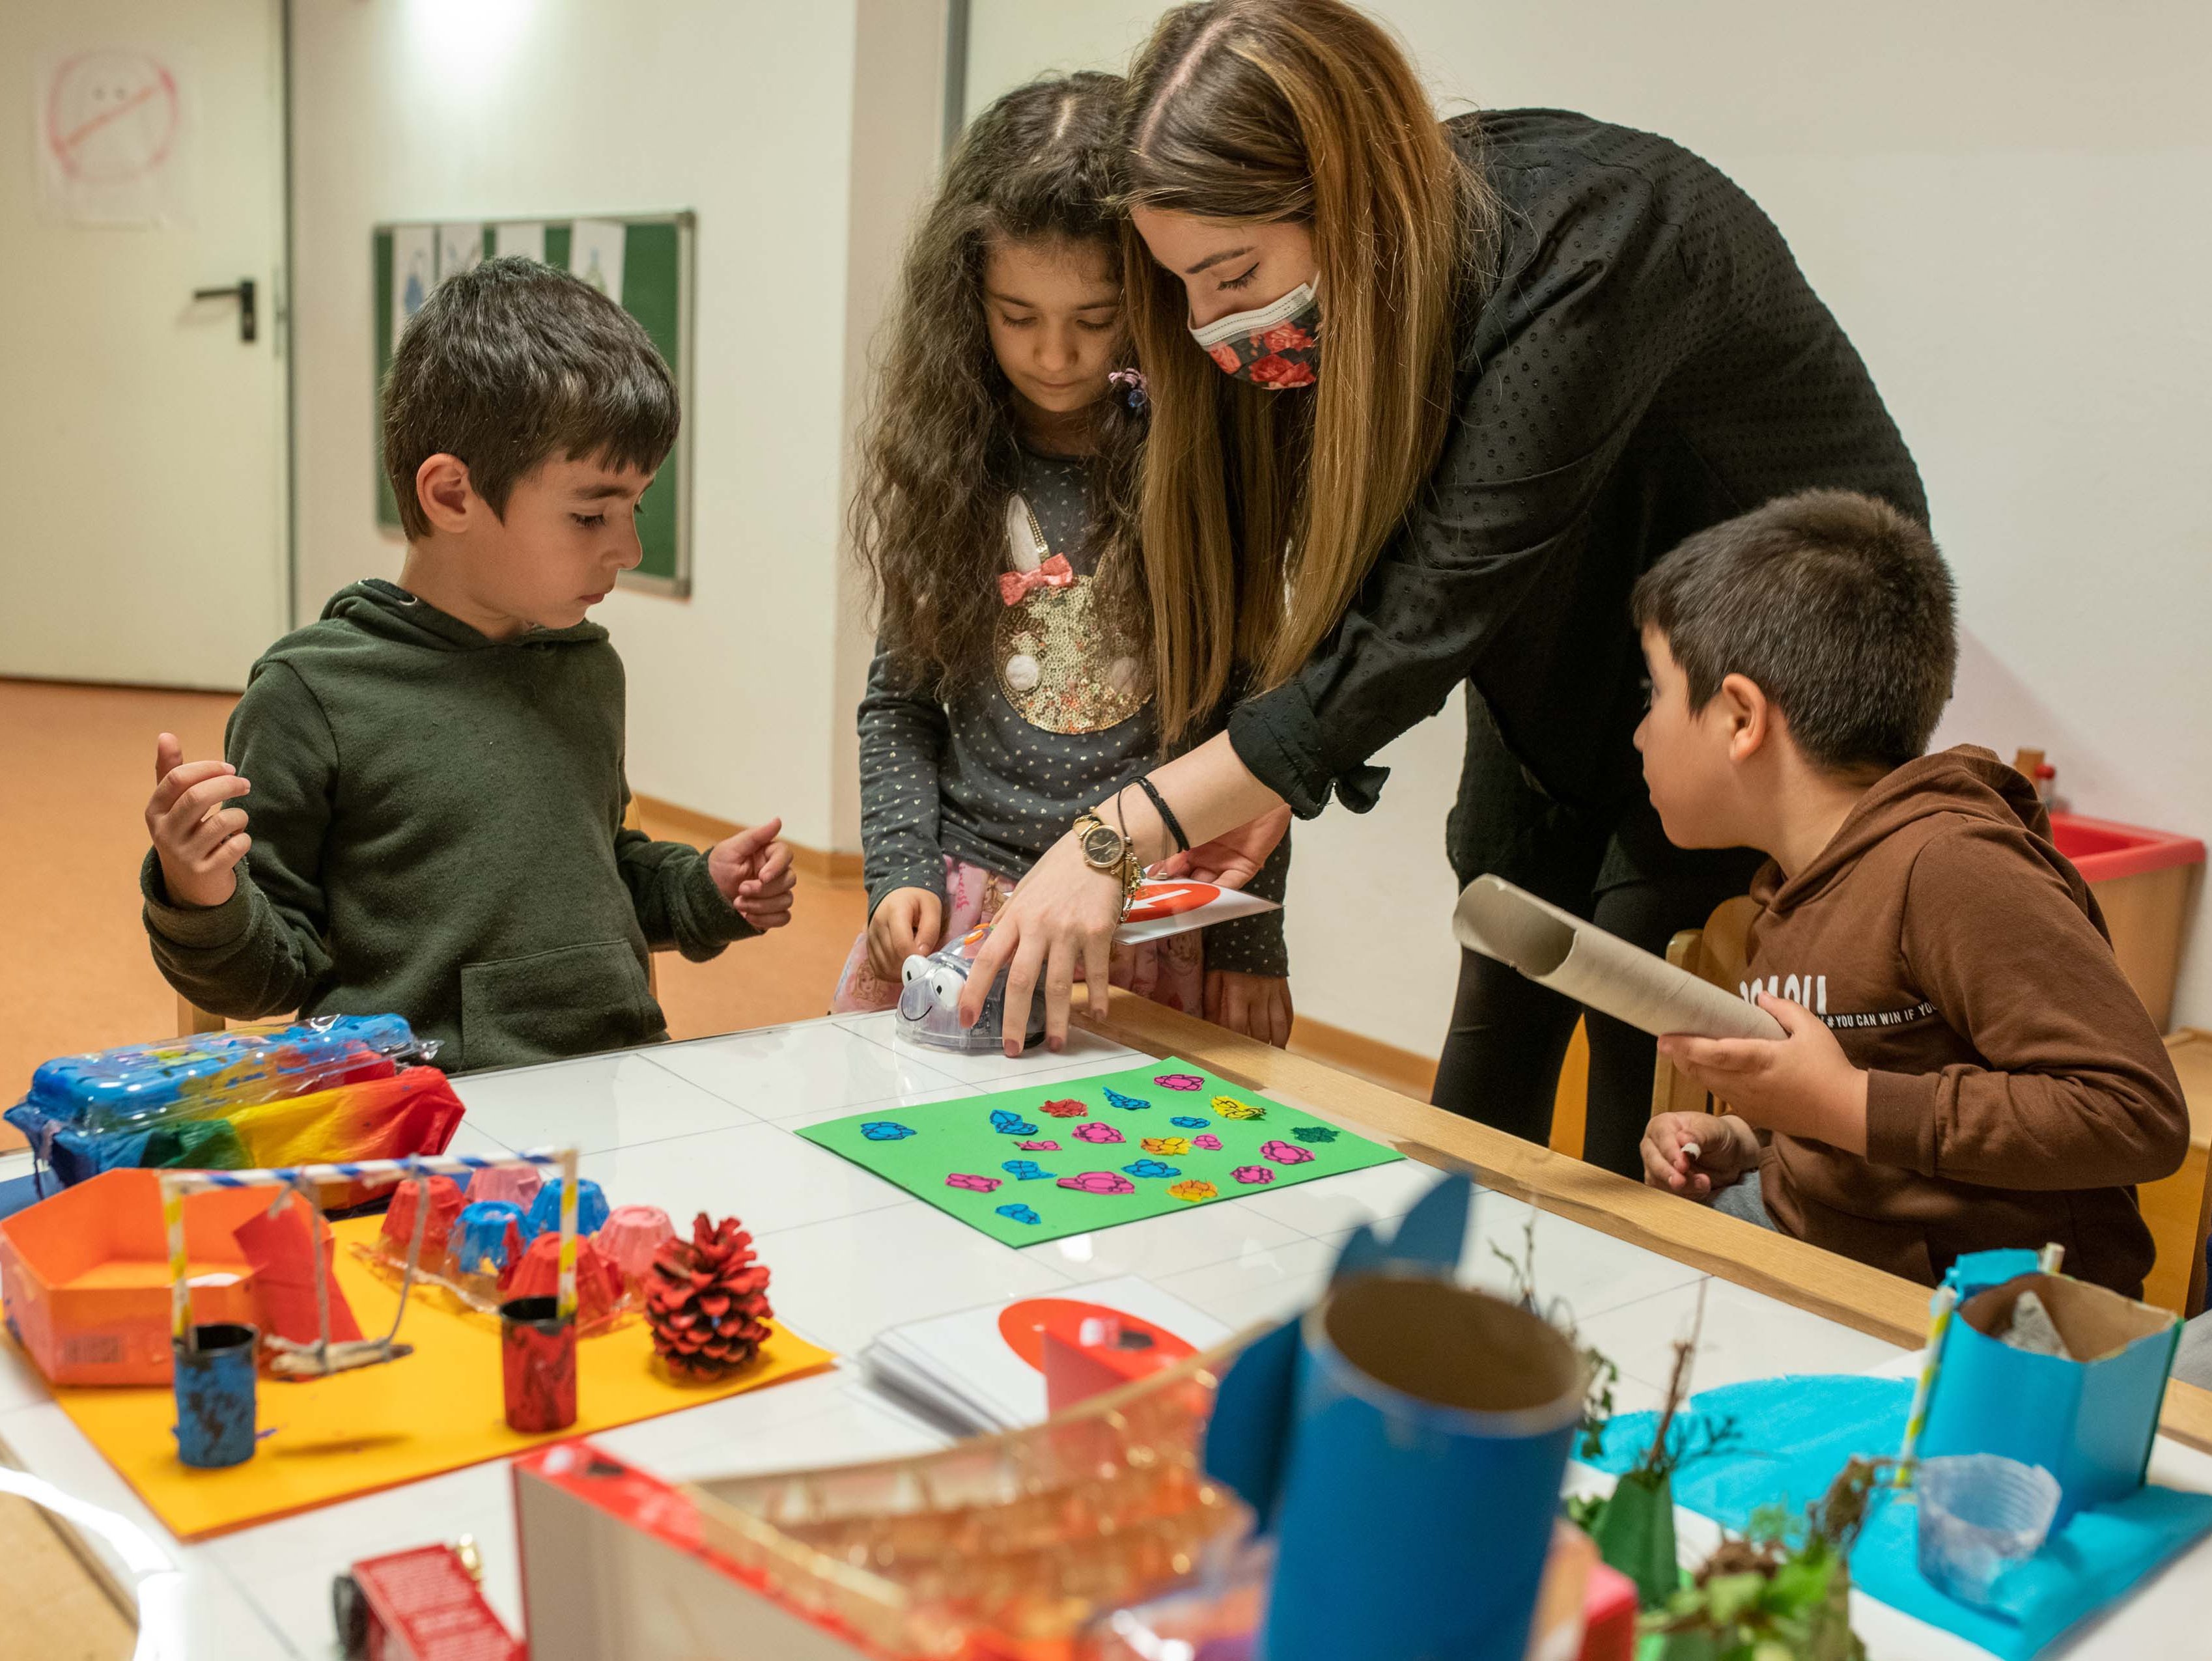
(142, 258), (795, 1072)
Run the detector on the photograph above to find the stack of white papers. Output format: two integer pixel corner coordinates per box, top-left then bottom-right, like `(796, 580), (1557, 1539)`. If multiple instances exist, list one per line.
(861, 1275), (1229, 1435)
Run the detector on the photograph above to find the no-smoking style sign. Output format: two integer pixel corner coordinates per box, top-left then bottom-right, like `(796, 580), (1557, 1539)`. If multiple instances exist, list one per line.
(37, 47), (191, 225)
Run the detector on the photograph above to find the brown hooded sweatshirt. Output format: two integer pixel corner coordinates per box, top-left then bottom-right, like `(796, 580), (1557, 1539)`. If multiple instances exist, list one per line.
(1747, 746), (2187, 1295)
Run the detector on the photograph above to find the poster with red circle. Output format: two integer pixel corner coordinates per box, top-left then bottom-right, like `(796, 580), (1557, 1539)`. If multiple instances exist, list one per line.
(36, 47), (193, 227)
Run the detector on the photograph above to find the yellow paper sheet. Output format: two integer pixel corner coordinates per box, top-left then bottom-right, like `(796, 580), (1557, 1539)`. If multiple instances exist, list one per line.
(42, 1216), (835, 1540)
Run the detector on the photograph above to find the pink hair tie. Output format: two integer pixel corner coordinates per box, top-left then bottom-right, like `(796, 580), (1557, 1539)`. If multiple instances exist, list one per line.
(1108, 367), (1148, 412)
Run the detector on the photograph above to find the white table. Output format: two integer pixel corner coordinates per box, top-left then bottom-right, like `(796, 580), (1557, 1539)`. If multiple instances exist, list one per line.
(1, 1010), (2205, 1658)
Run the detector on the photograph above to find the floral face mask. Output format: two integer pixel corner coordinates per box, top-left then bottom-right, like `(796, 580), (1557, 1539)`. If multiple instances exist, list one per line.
(1188, 281), (1321, 389)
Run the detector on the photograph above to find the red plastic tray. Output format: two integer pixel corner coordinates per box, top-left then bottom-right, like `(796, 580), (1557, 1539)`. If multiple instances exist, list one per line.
(2048, 812), (2205, 885)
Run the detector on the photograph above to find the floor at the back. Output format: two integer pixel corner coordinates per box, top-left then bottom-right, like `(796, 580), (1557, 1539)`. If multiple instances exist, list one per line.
(0, 677), (869, 1144)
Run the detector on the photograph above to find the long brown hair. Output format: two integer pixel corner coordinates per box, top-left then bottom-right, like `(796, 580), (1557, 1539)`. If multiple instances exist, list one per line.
(853, 72), (1143, 699)
(1119, 0), (1498, 738)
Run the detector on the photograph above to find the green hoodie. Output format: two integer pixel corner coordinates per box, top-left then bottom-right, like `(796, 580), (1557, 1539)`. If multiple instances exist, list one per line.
(142, 580), (757, 1072)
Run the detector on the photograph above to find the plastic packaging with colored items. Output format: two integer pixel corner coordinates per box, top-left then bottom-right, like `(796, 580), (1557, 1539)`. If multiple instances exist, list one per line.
(22, 1014), (427, 1130)
(6, 1016), (455, 1208)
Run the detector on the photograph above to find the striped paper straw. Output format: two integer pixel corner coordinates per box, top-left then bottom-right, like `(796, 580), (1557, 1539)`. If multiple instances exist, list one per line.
(1895, 1282), (1959, 1488)
(160, 1150), (576, 1345)
(162, 1177), (191, 1345)
(160, 1147), (567, 1196)
(555, 1150), (581, 1322)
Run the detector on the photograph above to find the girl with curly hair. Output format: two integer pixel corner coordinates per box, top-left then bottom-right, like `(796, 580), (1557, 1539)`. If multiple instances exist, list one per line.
(833, 71), (1293, 1044)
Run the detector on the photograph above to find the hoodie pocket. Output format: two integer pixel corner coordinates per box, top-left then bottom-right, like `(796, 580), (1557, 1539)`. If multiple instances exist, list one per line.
(460, 940), (657, 1072)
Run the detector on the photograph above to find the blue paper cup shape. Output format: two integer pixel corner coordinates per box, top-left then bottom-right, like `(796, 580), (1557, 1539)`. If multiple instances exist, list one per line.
(173, 1322), (259, 1469)
(1262, 1276), (1586, 1661)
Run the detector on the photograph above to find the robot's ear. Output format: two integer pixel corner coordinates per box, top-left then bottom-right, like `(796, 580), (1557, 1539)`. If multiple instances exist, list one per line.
(901, 955), (931, 986)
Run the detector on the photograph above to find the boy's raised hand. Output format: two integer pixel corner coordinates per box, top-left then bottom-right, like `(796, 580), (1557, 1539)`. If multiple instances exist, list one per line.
(147, 733), (252, 909)
(867, 887), (942, 980)
(1642, 1111), (1759, 1199)
(709, 817), (797, 930)
(1655, 994), (1869, 1156)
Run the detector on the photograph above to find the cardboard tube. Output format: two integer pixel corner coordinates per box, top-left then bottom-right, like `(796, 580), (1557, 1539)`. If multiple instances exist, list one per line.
(499, 1296), (577, 1433)
(1453, 876), (1782, 1040)
(173, 1322), (259, 1468)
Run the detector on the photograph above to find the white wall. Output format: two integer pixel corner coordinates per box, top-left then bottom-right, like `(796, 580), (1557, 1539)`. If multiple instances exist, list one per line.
(967, 0), (2212, 1045)
(290, 0), (946, 853)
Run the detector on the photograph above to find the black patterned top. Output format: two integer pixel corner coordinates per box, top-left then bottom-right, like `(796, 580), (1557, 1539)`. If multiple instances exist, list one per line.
(858, 447), (1290, 977)
(1225, 109), (1928, 885)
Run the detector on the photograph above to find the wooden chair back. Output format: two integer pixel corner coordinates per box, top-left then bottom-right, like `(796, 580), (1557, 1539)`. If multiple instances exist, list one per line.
(175, 797), (662, 1037)
(1648, 894), (1763, 1119)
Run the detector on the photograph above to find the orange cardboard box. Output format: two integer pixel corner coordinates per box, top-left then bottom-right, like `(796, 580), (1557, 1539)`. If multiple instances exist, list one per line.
(0, 1168), (272, 1386)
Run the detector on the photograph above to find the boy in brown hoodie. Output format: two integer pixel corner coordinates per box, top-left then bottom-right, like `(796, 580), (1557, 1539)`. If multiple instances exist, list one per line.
(1632, 490), (2187, 1295)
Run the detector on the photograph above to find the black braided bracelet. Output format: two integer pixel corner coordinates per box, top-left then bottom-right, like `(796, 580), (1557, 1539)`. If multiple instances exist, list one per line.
(1134, 774), (1190, 855)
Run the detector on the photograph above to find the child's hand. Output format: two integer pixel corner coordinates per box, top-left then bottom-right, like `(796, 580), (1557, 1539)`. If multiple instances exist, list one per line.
(1205, 971), (1295, 1048)
(1642, 1111), (1759, 1199)
(868, 887), (943, 979)
(709, 818), (797, 930)
(146, 733), (251, 909)
(1655, 994), (1869, 1154)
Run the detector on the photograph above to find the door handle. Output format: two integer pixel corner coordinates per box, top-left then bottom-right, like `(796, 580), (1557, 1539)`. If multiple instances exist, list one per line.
(191, 278), (257, 343)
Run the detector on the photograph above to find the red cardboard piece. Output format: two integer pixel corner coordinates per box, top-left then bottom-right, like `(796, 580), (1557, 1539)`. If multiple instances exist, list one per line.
(234, 1201), (363, 1347)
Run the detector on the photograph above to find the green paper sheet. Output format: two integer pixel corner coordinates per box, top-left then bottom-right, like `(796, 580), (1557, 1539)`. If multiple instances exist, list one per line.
(798, 1057), (1401, 1245)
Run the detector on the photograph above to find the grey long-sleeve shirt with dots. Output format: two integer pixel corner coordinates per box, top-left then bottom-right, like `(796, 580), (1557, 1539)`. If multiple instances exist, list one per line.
(858, 447), (1289, 980)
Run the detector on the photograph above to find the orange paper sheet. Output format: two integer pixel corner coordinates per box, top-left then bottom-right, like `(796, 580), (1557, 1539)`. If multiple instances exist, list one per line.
(39, 1216), (835, 1540)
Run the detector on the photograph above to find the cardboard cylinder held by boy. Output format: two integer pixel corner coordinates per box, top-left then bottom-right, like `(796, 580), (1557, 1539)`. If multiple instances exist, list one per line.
(1453, 875), (1783, 1041)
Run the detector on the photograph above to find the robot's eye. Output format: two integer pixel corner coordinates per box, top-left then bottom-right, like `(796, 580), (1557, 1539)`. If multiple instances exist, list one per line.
(929, 966), (963, 1004)
(901, 956), (927, 986)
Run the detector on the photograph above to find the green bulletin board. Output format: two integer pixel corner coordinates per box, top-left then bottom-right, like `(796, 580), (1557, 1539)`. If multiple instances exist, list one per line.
(371, 213), (695, 596)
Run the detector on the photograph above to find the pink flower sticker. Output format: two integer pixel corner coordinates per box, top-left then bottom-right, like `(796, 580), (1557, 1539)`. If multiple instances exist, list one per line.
(1154, 1073), (1204, 1092)
(1057, 1171), (1136, 1195)
(1073, 1123), (1125, 1144)
(1167, 1180), (1218, 1203)
(1193, 1134), (1223, 1151)
(1260, 1139), (1313, 1165)
(1231, 1165), (1274, 1186)
(945, 1173), (1001, 1192)
(1015, 1139), (1060, 1151)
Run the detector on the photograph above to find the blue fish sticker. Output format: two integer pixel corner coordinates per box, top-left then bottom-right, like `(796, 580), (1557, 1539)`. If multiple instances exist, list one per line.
(1291, 1124), (1339, 1144)
(1001, 1158), (1055, 1181)
(861, 1121), (916, 1141)
(990, 1110), (1040, 1136)
(1102, 1087), (1151, 1111)
(1122, 1158), (1181, 1179)
(1170, 1115), (1209, 1129)
(996, 1203), (1041, 1225)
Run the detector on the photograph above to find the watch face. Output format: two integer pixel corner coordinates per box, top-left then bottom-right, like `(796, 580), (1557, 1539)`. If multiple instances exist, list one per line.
(1080, 823), (1123, 868)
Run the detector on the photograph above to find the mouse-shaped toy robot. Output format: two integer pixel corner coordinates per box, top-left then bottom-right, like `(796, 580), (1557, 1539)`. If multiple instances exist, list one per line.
(896, 922), (1047, 1053)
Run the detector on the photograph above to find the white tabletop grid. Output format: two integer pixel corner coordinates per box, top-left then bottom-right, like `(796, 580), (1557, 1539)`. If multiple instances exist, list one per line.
(1, 1011), (2202, 1658)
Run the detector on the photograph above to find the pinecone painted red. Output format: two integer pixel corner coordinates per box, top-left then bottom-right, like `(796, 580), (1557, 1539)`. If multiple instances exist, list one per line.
(645, 1212), (773, 1380)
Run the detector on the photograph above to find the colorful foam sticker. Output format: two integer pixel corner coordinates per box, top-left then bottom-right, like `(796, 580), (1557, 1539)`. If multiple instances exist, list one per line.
(797, 1057), (1400, 1246)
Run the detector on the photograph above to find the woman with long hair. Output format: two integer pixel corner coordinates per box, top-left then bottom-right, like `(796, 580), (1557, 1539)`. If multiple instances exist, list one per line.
(841, 70), (1293, 1043)
(962, 0), (1925, 1176)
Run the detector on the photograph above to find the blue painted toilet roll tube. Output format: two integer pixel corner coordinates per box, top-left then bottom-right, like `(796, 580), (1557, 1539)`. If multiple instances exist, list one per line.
(1262, 1277), (1584, 1661)
(173, 1322), (259, 1468)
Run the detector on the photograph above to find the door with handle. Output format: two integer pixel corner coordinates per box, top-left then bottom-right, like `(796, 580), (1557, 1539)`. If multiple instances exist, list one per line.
(1, 2), (288, 690)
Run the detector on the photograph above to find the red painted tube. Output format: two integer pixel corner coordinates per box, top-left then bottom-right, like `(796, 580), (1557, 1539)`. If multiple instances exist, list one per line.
(499, 1296), (576, 1433)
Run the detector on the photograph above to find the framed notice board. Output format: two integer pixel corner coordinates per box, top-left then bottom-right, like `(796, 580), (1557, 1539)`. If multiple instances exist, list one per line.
(371, 212), (695, 597)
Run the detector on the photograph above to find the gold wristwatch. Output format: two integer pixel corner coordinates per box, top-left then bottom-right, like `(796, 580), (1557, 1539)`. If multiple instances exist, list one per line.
(1073, 810), (1142, 904)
